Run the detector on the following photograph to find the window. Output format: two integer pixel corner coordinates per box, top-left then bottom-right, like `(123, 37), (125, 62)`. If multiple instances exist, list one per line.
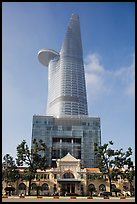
(62, 138), (71, 143)
(36, 174), (40, 180)
(54, 174), (57, 179)
(88, 184), (96, 193)
(18, 183), (26, 190)
(42, 183), (49, 191)
(73, 138), (81, 144)
(53, 184), (57, 193)
(31, 183), (37, 190)
(63, 172), (75, 179)
(52, 149), (60, 159)
(87, 174), (93, 180)
(99, 184), (106, 192)
(81, 184), (83, 190)
(111, 184), (116, 191)
(62, 149), (69, 157)
(53, 138), (60, 143)
(47, 127), (51, 130)
(67, 126), (72, 131)
(44, 174), (49, 180)
(53, 126), (58, 130)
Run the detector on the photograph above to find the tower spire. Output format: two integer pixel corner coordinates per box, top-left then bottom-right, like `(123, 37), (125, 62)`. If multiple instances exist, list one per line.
(60, 14), (83, 58)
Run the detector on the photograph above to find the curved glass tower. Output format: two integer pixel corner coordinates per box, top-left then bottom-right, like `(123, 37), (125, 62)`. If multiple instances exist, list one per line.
(33, 14), (101, 168)
(38, 14), (88, 117)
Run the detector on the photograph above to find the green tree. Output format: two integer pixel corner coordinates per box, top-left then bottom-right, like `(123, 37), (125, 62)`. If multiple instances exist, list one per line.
(122, 160), (135, 196)
(16, 139), (47, 196)
(94, 141), (116, 192)
(2, 154), (20, 195)
(113, 147), (135, 196)
(94, 141), (134, 193)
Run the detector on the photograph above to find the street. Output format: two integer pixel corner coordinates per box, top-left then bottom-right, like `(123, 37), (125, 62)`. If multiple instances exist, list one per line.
(2, 196), (135, 202)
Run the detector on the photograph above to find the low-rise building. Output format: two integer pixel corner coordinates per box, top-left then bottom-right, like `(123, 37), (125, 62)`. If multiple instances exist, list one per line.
(2, 153), (134, 196)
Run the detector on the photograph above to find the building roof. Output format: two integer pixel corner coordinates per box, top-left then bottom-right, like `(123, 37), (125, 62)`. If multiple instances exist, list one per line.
(86, 167), (114, 172)
(86, 168), (100, 171)
(58, 153), (79, 162)
(38, 48), (59, 66)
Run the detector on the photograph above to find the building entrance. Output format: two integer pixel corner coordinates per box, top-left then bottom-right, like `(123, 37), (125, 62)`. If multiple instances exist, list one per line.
(62, 183), (75, 194)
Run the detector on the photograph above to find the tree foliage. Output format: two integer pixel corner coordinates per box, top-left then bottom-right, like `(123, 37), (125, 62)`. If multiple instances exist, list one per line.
(94, 141), (134, 193)
(2, 154), (20, 195)
(16, 139), (47, 195)
(2, 154), (20, 184)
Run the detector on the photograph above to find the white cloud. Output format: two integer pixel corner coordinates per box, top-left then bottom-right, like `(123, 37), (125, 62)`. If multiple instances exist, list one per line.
(85, 53), (104, 73)
(84, 52), (135, 98)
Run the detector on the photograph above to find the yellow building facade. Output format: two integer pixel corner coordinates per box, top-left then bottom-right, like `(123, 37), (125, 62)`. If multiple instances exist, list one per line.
(2, 153), (133, 196)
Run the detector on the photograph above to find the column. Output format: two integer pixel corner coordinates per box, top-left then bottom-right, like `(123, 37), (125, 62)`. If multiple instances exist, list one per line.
(71, 139), (73, 155)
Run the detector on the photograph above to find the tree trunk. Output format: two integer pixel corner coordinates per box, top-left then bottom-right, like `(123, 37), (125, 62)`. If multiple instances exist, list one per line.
(16, 179), (18, 195)
(28, 177), (32, 196)
(108, 176), (112, 193)
(37, 188), (39, 196)
(129, 181), (132, 196)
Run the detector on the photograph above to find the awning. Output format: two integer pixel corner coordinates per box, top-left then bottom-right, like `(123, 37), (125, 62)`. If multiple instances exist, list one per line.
(57, 179), (81, 183)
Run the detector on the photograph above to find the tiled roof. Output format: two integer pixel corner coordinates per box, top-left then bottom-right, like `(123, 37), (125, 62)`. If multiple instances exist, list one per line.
(86, 168), (100, 171)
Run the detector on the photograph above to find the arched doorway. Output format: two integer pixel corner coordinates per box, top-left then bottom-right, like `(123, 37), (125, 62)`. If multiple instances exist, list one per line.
(88, 184), (96, 196)
(5, 186), (15, 196)
(111, 184), (116, 191)
(60, 172), (76, 195)
(99, 184), (106, 192)
(18, 183), (26, 195)
(30, 183), (37, 195)
(42, 183), (49, 195)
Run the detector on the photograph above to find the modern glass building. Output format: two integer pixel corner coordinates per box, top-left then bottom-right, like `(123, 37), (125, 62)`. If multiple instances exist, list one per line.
(32, 14), (101, 168)
(32, 115), (101, 168)
(38, 14), (88, 117)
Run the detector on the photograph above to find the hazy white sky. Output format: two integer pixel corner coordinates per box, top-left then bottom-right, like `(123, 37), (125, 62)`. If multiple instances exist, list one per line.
(2, 2), (135, 162)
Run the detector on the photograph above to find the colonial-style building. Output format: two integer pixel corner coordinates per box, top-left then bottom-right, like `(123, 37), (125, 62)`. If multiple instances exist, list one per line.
(2, 153), (134, 196)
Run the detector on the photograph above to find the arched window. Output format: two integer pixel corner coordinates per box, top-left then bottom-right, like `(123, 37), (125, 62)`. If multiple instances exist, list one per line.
(31, 183), (37, 190)
(18, 183), (26, 190)
(99, 184), (106, 191)
(42, 183), (49, 191)
(88, 184), (96, 195)
(63, 172), (75, 178)
(111, 184), (116, 190)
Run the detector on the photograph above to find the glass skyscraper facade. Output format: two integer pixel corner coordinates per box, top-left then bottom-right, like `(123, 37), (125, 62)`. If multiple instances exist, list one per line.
(32, 14), (101, 168)
(32, 115), (101, 168)
(38, 14), (88, 117)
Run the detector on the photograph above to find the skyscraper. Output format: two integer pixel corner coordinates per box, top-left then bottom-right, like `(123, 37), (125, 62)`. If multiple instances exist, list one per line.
(32, 14), (101, 168)
(38, 14), (88, 116)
